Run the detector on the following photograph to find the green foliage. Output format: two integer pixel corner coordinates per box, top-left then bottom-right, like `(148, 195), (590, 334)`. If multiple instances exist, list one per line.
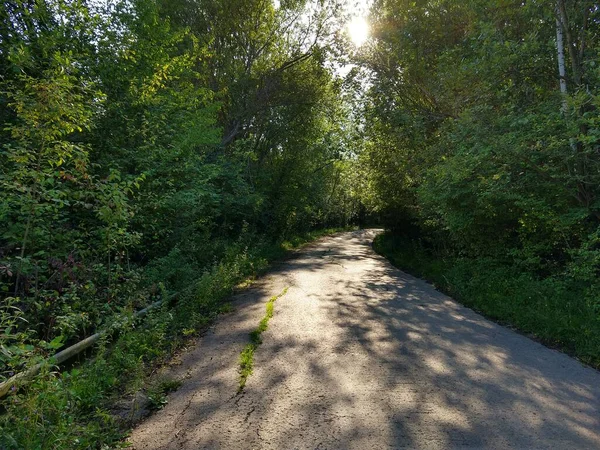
(0, 0), (356, 447)
(146, 377), (182, 411)
(358, 0), (600, 328)
(0, 1), (143, 384)
(374, 233), (600, 369)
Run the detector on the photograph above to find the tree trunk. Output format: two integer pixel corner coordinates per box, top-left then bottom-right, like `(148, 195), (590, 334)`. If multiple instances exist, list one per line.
(555, 13), (568, 112)
(556, 0), (582, 86)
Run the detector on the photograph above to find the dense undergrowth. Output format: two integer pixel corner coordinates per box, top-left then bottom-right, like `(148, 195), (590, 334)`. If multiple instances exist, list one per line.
(0, 1), (362, 447)
(374, 233), (600, 370)
(0, 228), (350, 449)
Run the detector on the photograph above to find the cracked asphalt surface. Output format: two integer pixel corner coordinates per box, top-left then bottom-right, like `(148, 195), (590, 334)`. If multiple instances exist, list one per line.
(129, 230), (600, 449)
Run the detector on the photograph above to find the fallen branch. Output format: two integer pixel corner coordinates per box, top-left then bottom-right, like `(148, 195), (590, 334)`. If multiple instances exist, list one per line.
(0, 297), (167, 399)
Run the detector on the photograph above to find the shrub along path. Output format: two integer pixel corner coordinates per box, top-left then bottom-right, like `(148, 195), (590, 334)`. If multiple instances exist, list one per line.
(129, 230), (600, 449)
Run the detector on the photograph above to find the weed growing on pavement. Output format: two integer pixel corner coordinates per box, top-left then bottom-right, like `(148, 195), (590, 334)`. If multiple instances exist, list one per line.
(239, 287), (289, 391)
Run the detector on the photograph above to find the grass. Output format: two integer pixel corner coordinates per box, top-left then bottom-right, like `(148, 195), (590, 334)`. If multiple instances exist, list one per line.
(373, 232), (600, 370)
(0, 227), (353, 450)
(239, 287), (289, 392)
(146, 377), (183, 411)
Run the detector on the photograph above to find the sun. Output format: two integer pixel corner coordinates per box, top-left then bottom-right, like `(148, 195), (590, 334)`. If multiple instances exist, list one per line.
(347, 16), (370, 47)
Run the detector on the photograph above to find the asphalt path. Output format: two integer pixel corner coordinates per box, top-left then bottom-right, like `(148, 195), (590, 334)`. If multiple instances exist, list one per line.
(129, 229), (600, 449)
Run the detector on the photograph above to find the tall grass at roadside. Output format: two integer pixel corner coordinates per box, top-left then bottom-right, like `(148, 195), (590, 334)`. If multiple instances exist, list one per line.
(0, 227), (353, 450)
(373, 232), (600, 370)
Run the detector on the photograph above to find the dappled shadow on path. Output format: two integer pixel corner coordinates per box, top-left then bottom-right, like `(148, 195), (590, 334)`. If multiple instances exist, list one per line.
(132, 230), (600, 450)
(240, 230), (600, 449)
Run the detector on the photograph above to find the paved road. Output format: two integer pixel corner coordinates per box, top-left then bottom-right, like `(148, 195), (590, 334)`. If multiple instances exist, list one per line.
(129, 230), (600, 449)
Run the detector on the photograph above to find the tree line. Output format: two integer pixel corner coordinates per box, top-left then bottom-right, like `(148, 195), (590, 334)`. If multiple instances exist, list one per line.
(358, 0), (600, 367)
(1, 0), (357, 382)
(1, 1), (360, 445)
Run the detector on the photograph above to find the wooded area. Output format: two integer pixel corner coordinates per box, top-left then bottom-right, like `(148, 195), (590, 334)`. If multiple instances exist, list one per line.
(1, 0), (599, 448)
(363, 0), (600, 371)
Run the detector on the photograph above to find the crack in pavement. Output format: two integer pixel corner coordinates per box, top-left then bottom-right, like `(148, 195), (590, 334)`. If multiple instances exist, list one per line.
(244, 406), (256, 423)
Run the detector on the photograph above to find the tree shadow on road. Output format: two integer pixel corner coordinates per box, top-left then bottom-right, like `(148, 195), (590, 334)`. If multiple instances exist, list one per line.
(243, 230), (600, 449)
(131, 230), (600, 449)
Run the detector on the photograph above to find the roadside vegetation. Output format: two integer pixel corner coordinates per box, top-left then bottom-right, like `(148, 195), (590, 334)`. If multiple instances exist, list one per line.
(0, 0), (359, 447)
(358, 0), (600, 368)
(0, 228), (348, 448)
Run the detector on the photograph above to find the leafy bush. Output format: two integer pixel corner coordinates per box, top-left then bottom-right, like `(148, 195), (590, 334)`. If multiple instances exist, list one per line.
(0, 227), (351, 449)
(374, 233), (600, 369)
